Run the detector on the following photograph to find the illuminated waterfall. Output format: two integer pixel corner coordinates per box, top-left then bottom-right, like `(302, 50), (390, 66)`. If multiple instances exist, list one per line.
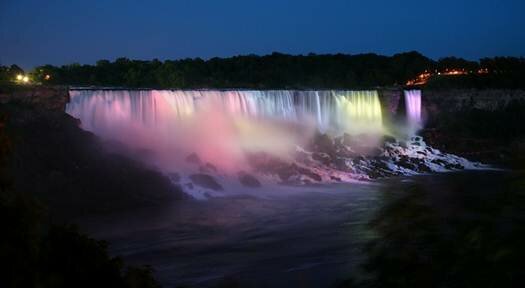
(67, 90), (385, 170)
(67, 90), (384, 135)
(404, 90), (422, 133)
(333, 91), (383, 134)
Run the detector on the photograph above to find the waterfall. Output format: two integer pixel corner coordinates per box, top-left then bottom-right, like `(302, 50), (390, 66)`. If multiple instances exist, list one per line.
(404, 90), (422, 133)
(67, 90), (385, 171)
(67, 90), (384, 135)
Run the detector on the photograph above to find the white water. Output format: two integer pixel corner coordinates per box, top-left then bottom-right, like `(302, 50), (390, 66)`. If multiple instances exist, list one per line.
(66, 90), (385, 171)
(404, 90), (422, 134)
(65, 89), (484, 197)
(67, 90), (384, 134)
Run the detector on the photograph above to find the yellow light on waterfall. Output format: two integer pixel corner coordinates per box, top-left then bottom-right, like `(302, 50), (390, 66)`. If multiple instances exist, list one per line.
(336, 91), (383, 134)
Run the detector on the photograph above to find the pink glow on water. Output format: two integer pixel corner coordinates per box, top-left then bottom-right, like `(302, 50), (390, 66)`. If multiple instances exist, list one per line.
(67, 90), (388, 174)
(67, 90), (316, 172)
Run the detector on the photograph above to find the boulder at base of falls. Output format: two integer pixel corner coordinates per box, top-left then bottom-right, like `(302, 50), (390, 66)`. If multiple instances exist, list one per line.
(189, 174), (223, 191)
(238, 172), (262, 188)
(185, 153), (201, 164)
(199, 162), (218, 173)
(311, 133), (335, 154)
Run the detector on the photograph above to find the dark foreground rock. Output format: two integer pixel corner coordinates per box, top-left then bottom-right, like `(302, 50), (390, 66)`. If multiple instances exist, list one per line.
(185, 153), (201, 164)
(238, 172), (261, 188)
(189, 174), (223, 190)
(1, 104), (186, 218)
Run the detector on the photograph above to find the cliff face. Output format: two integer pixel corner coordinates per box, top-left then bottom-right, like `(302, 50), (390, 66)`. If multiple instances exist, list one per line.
(0, 85), (186, 218)
(422, 89), (525, 124)
(419, 89), (525, 168)
(0, 85), (69, 111)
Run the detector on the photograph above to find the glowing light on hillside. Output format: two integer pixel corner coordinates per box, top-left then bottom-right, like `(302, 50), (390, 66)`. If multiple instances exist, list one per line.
(22, 76), (29, 83)
(406, 68), (491, 86)
(16, 74), (23, 80)
(44, 74), (51, 80)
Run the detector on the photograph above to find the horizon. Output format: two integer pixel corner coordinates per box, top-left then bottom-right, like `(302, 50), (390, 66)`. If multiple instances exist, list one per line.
(3, 50), (524, 71)
(1, 0), (524, 69)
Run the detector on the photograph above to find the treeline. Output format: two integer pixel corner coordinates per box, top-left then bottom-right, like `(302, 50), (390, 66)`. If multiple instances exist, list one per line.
(31, 52), (433, 88)
(426, 56), (525, 89)
(1, 52), (525, 88)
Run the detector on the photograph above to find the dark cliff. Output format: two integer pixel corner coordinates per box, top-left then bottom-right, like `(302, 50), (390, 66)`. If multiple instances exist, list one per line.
(0, 85), (185, 219)
(0, 85), (70, 111)
(420, 89), (525, 168)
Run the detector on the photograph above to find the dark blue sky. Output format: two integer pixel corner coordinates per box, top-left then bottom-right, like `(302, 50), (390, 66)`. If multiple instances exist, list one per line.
(1, 0), (524, 68)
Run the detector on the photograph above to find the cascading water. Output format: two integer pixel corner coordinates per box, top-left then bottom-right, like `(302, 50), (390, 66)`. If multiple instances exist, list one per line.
(404, 90), (422, 133)
(68, 90), (384, 134)
(66, 89), (385, 172)
(67, 89), (479, 192)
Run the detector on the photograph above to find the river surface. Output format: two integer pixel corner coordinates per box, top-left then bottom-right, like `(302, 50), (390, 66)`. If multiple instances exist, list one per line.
(77, 170), (523, 288)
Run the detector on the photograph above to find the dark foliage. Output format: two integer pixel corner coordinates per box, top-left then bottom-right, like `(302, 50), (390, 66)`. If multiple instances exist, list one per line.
(0, 194), (161, 288)
(25, 52), (436, 88)
(338, 171), (525, 288)
(32, 54), (525, 89)
(2, 52), (524, 89)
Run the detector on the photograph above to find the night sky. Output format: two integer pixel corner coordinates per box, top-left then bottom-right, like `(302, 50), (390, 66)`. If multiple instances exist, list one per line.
(1, 0), (524, 69)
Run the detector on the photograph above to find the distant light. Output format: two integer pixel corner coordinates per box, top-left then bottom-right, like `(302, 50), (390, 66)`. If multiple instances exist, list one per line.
(44, 74), (51, 80)
(16, 74), (23, 80)
(22, 76), (29, 83)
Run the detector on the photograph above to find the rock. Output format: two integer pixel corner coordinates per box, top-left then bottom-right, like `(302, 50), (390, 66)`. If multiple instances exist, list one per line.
(381, 135), (397, 144)
(333, 157), (350, 170)
(411, 158), (432, 172)
(276, 165), (297, 182)
(185, 153), (201, 164)
(168, 172), (180, 182)
(0, 104), (187, 218)
(368, 147), (384, 157)
(312, 133), (335, 153)
(189, 174), (223, 190)
(330, 176), (342, 181)
(199, 162), (217, 173)
(342, 133), (356, 147)
(238, 172), (261, 188)
(352, 156), (365, 165)
(312, 152), (332, 165)
(397, 155), (415, 170)
(294, 150), (310, 162)
(0, 85), (69, 111)
(444, 163), (463, 170)
(292, 164), (322, 182)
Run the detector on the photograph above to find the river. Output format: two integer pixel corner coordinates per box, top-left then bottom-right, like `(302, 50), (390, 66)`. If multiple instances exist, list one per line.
(77, 170), (523, 287)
